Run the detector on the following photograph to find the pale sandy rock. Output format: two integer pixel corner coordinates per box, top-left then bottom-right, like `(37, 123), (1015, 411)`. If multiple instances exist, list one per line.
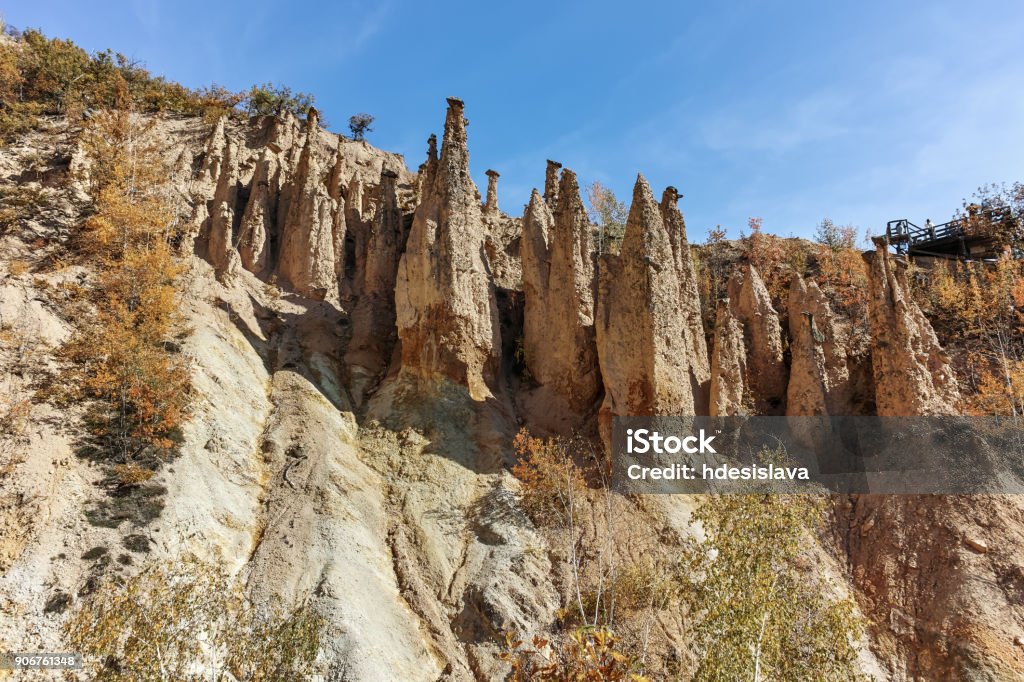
(596, 175), (695, 442)
(543, 160), (561, 205)
(327, 143), (348, 278)
(276, 110), (339, 299)
(521, 169), (600, 419)
(237, 149), (277, 274)
(482, 213), (522, 291)
(206, 137), (241, 279)
(393, 98), (501, 400)
(660, 186), (710, 413)
(346, 168), (402, 404)
(484, 169), (500, 215)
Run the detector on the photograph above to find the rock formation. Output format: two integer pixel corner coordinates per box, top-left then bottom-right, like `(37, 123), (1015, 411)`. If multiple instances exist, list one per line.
(726, 264), (787, 414)
(659, 186), (710, 413)
(206, 135), (240, 278)
(346, 167), (402, 403)
(393, 98), (501, 400)
(863, 242), (959, 415)
(596, 175), (696, 439)
(520, 169), (601, 421)
(276, 109), (339, 299)
(709, 297), (748, 416)
(236, 149), (277, 274)
(785, 275), (851, 416)
(543, 160), (561, 205)
(484, 169), (500, 215)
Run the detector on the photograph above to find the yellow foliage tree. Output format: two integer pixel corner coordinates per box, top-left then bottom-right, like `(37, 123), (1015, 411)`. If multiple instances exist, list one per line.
(62, 96), (190, 466)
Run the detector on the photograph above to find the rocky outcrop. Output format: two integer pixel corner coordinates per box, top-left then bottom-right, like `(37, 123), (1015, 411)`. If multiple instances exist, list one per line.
(484, 169), (500, 215)
(786, 275), (851, 416)
(393, 98), (501, 400)
(520, 189), (553, 323)
(543, 160), (561, 205)
(596, 175), (696, 439)
(659, 186), (710, 413)
(863, 243), (959, 415)
(709, 297), (748, 416)
(206, 135), (240, 278)
(346, 168), (402, 403)
(236, 149), (277, 274)
(276, 110), (339, 299)
(726, 264), (787, 414)
(520, 169), (601, 421)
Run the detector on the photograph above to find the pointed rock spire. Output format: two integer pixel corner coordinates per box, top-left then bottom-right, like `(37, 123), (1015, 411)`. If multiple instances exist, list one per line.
(327, 143), (348, 279)
(346, 166), (403, 404)
(237, 149), (277, 274)
(596, 174), (696, 440)
(276, 115), (338, 299)
(484, 169), (500, 215)
(207, 137), (239, 277)
(520, 169), (601, 422)
(521, 189), (553, 322)
(659, 186), (710, 413)
(709, 297), (748, 416)
(543, 160), (562, 205)
(863, 243), (958, 415)
(786, 275), (852, 417)
(393, 98), (501, 400)
(726, 264), (787, 414)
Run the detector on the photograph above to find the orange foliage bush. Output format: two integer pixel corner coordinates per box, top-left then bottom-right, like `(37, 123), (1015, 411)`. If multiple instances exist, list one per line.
(511, 429), (588, 525)
(502, 628), (647, 682)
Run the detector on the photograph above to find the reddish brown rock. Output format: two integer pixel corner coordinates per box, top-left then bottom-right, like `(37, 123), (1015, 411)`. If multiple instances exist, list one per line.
(726, 264), (787, 414)
(786, 275), (852, 416)
(863, 243), (959, 415)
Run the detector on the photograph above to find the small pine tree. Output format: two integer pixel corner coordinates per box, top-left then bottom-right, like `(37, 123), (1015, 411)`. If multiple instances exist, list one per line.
(348, 112), (374, 141)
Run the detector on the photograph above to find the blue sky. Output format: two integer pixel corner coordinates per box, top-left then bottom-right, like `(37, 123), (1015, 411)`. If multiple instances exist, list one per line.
(7, 0), (1024, 240)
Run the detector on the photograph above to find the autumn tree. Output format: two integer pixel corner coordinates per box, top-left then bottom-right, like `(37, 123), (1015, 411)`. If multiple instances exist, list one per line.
(66, 554), (323, 681)
(61, 88), (190, 474)
(501, 628), (647, 681)
(681, 480), (864, 682)
(245, 82), (315, 118)
(587, 181), (627, 255)
(510, 431), (682, 677)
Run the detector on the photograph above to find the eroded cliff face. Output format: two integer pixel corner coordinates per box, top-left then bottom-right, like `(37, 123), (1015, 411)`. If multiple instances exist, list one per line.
(3, 98), (1023, 682)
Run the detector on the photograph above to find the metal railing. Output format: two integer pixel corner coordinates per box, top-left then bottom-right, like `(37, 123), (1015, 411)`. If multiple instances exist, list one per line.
(885, 206), (1012, 256)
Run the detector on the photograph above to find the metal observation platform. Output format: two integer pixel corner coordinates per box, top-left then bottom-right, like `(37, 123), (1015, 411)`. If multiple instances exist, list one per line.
(885, 206), (1013, 260)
